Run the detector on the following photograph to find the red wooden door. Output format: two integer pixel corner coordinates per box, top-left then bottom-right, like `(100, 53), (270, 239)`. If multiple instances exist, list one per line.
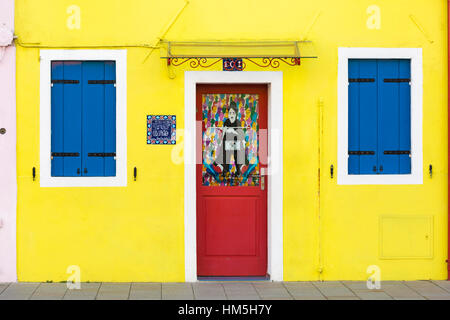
(196, 84), (268, 277)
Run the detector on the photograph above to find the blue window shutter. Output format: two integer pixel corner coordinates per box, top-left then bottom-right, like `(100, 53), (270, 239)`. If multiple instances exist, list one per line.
(377, 60), (411, 174)
(378, 60), (400, 174)
(348, 59), (378, 174)
(51, 62), (64, 176)
(399, 60), (412, 174)
(82, 62), (105, 176)
(81, 62), (116, 177)
(51, 62), (82, 177)
(104, 62), (117, 176)
(348, 60), (360, 174)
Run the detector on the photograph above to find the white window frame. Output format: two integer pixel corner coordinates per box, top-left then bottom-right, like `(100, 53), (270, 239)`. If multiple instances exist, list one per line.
(39, 49), (127, 187)
(337, 48), (423, 185)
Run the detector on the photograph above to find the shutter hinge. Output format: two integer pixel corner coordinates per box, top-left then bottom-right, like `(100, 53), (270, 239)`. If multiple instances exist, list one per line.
(87, 152), (116, 157)
(348, 151), (375, 155)
(349, 78), (375, 83)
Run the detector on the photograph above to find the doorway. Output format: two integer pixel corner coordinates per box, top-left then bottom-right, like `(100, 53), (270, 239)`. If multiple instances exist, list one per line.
(196, 84), (268, 277)
(183, 71), (283, 282)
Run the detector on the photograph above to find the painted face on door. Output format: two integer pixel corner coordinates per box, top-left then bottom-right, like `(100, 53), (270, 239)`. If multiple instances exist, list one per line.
(202, 94), (260, 187)
(228, 107), (236, 124)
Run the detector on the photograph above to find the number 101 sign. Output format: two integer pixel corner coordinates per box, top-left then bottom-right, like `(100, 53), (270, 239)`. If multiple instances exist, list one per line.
(223, 58), (243, 71)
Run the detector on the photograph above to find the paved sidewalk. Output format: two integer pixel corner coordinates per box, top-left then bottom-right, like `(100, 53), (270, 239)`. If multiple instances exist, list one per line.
(0, 281), (449, 300)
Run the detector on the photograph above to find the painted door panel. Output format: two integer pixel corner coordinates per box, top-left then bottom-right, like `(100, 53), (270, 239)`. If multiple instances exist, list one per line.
(196, 84), (268, 277)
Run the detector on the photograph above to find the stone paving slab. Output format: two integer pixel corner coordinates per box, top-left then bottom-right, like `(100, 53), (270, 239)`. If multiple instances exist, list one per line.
(381, 282), (426, 300)
(222, 282), (260, 300)
(0, 280), (449, 300)
(0, 283), (10, 295)
(162, 283), (194, 300)
(30, 283), (68, 300)
(0, 282), (40, 300)
(405, 281), (450, 300)
(193, 283), (226, 300)
(313, 281), (357, 299)
(63, 283), (101, 300)
(283, 282), (326, 300)
(96, 282), (131, 300)
(327, 296), (361, 300)
(253, 282), (293, 300)
(354, 291), (393, 300)
(130, 283), (161, 300)
(193, 283), (227, 300)
(432, 280), (450, 293)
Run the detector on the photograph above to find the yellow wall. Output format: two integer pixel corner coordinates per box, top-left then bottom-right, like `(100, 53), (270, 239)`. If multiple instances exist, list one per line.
(15, 0), (448, 281)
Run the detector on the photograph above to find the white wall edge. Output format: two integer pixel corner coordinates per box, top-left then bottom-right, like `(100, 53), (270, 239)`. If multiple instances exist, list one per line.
(184, 71), (284, 282)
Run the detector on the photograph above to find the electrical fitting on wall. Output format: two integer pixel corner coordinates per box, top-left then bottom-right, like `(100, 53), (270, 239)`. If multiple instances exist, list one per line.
(0, 23), (13, 61)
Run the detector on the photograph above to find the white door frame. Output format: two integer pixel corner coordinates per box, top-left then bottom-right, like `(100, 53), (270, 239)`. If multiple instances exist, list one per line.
(184, 71), (283, 282)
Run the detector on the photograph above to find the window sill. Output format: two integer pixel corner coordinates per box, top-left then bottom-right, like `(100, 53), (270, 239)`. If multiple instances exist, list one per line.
(337, 173), (423, 185)
(40, 175), (127, 188)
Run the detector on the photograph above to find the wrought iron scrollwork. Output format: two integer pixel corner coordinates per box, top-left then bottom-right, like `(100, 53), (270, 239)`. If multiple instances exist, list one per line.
(168, 57), (222, 68)
(166, 57), (301, 69)
(245, 57), (301, 68)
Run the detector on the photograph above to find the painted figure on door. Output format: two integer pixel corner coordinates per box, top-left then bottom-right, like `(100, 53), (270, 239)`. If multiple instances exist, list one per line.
(202, 94), (260, 186)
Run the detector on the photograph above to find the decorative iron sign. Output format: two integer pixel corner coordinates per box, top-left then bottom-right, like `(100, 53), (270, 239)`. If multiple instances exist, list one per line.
(223, 58), (243, 71)
(147, 115), (176, 145)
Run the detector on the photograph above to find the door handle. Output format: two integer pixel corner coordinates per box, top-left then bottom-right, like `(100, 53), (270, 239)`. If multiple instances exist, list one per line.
(261, 168), (266, 191)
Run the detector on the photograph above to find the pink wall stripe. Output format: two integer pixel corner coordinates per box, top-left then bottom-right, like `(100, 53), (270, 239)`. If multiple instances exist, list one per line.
(0, 0), (17, 282)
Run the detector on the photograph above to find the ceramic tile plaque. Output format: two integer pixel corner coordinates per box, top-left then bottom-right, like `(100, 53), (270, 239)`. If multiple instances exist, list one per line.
(147, 115), (176, 145)
(223, 58), (243, 71)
